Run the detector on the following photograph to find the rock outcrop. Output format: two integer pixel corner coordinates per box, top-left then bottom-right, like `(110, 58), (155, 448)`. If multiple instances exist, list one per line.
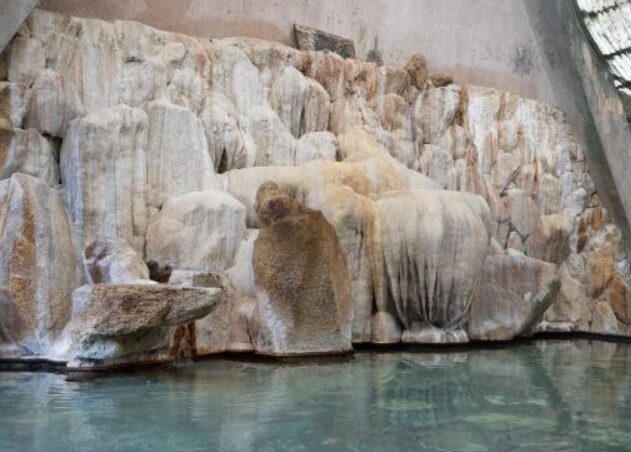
(0, 173), (79, 359)
(0, 8), (629, 367)
(252, 182), (352, 355)
(145, 190), (246, 273)
(468, 255), (560, 341)
(376, 190), (492, 344)
(64, 284), (222, 368)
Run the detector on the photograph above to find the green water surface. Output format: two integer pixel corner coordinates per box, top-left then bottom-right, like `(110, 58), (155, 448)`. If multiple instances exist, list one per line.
(1, 339), (630, 451)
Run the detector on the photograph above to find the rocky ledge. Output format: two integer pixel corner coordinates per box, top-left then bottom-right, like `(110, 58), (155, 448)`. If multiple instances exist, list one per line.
(0, 9), (629, 370)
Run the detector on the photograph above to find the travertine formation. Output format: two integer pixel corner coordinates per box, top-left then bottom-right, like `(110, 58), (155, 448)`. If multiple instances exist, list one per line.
(0, 9), (630, 368)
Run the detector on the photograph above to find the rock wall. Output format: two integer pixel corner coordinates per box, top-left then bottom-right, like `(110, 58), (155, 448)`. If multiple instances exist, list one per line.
(0, 9), (630, 367)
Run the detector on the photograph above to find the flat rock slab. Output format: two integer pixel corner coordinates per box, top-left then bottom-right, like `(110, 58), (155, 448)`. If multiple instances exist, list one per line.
(294, 25), (355, 59)
(66, 284), (223, 369)
(75, 284), (222, 337)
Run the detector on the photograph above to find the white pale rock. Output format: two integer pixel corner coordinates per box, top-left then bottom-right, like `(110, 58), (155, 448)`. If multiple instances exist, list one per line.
(196, 230), (258, 355)
(417, 144), (453, 189)
(415, 85), (460, 144)
(0, 127), (59, 186)
(301, 79), (330, 135)
(199, 92), (250, 172)
(25, 69), (85, 137)
(295, 131), (338, 164)
(146, 100), (220, 211)
(376, 189), (492, 343)
(242, 105), (296, 166)
(6, 37), (45, 86)
(504, 188), (539, 238)
(146, 190), (246, 272)
(0, 173), (79, 359)
(60, 17), (122, 110)
(271, 66), (309, 138)
(61, 105), (148, 251)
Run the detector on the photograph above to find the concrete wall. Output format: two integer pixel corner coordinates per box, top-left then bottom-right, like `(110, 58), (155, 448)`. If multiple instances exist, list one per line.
(0, 0), (38, 52)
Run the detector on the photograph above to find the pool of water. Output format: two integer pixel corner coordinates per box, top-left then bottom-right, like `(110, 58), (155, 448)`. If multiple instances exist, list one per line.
(1, 339), (631, 451)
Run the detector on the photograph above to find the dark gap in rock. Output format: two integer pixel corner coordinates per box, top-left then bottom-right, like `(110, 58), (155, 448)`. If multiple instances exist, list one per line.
(146, 260), (172, 283)
(217, 148), (228, 174)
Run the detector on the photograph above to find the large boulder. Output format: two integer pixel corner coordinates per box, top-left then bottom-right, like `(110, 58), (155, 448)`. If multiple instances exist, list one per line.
(0, 173), (79, 359)
(252, 181), (352, 355)
(65, 284), (222, 368)
(376, 189), (493, 343)
(468, 254), (560, 341)
(145, 190), (246, 273)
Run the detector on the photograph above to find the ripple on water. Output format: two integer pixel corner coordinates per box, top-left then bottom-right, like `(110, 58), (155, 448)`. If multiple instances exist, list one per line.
(1, 339), (631, 451)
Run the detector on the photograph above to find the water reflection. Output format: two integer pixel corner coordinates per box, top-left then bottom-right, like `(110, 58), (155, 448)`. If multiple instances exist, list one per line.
(1, 340), (630, 451)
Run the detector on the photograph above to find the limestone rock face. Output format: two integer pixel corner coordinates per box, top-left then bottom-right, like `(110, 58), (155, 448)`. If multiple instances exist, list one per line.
(25, 69), (84, 137)
(60, 105), (148, 252)
(468, 255), (560, 341)
(0, 173), (79, 359)
(0, 7), (629, 366)
(194, 229), (258, 355)
(146, 100), (220, 211)
(376, 190), (493, 344)
(0, 127), (59, 186)
(66, 284), (222, 368)
(145, 190), (246, 273)
(252, 182), (352, 355)
(84, 239), (150, 284)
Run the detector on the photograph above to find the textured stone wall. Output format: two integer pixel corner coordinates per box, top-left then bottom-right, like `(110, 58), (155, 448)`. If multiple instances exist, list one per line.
(1, 8), (630, 369)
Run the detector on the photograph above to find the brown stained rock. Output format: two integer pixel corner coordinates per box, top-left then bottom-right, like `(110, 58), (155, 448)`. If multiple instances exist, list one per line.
(430, 73), (454, 87)
(0, 173), (79, 358)
(525, 214), (572, 265)
(75, 284), (221, 337)
(601, 275), (630, 325)
(404, 53), (428, 89)
(67, 283), (223, 368)
(0, 82), (29, 129)
(541, 265), (592, 331)
(294, 25), (356, 59)
(252, 181), (352, 355)
(588, 248), (616, 298)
